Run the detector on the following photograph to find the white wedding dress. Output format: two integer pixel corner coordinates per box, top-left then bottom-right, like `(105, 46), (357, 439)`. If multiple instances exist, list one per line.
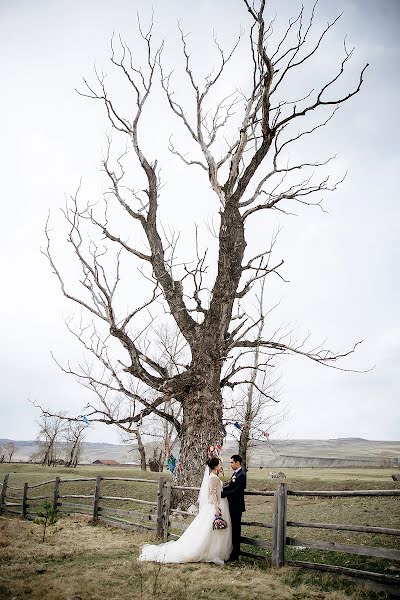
(139, 469), (232, 565)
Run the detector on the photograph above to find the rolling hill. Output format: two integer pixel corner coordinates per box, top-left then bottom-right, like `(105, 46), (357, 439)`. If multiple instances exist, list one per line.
(1, 437), (399, 467)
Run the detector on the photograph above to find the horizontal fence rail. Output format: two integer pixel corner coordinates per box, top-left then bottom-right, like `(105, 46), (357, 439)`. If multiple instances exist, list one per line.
(288, 489), (400, 497)
(287, 520), (400, 536)
(286, 536), (400, 561)
(1, 473), (399, 588)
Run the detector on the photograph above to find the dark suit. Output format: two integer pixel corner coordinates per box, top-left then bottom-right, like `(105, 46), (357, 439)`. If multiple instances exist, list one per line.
(221, 468), (246, 560)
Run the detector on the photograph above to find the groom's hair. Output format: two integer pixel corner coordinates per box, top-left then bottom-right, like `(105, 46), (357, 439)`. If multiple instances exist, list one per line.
(231, 454), (242, 464)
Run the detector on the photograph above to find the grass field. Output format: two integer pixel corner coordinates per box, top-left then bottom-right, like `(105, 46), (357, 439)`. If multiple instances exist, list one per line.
(2, 513), (390, 600)
(0, 464), (399, 599)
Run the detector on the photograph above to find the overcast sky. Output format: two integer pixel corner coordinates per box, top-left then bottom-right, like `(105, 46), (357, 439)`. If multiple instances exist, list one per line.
(0, 0), (399, 445)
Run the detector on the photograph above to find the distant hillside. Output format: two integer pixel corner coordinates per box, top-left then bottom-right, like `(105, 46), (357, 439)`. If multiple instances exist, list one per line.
(2, 437), (400, 467)
(0, 439), (135, 464)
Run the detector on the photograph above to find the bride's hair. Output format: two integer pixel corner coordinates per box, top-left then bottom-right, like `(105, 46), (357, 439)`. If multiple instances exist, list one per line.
(206, 457), (220, 470)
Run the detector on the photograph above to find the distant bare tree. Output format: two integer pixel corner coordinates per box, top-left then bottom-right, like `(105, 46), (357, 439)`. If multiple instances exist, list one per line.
(33, 414), (67, 466)
(134, 427), (147, 471)
(0, 441), (17, 463)
(42, 0), (367, 496)
(120, 426), (147, 470)
(64, 422), (86, 467)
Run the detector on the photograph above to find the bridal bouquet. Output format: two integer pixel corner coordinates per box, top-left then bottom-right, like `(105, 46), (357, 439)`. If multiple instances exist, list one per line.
(213, 515), (228, 530)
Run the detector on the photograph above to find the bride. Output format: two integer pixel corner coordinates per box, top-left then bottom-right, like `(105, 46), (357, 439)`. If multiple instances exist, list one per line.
(139, 456), (232, 565)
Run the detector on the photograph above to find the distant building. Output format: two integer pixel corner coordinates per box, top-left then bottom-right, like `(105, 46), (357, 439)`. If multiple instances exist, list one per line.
(92, 459), (120, 465)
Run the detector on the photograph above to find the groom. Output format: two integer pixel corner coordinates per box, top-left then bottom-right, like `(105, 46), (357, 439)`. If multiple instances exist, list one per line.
(221, 454), (246, 562)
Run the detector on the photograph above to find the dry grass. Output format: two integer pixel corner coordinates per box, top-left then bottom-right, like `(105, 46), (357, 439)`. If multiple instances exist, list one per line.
(1, 463), (399, 595)
(249, 467), (399, 483)
(0, 515), (382, 600)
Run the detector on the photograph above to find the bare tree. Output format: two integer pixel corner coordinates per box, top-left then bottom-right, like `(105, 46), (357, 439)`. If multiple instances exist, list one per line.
(133, 427), (147, 471)
(42, 1), (367, 496)
(3, 442), (17, 463)
(120, 425), (147, 470)
(33, 414), (67, 466)
(64, 421), (86, 467)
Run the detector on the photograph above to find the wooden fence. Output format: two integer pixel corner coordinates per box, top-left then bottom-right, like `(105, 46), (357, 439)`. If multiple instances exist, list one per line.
(1, 474), (399, 587)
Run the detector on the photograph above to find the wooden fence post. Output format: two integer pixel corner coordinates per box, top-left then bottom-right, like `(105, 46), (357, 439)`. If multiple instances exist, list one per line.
(163, 482), (172, 542)
(93, 475), (102, 525)
(22, 483), (29, 519)
(0, 474), (9, 514)
(156, 476), (166, 538)
(271, 486), (279, 566)
(276, 482), (288, 567)
(53, 477), (61, 512)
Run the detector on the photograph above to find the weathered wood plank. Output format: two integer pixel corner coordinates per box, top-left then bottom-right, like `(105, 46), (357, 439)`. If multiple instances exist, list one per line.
(271, 486), (279, 567)
(171, 485), (200, 491)
(22, 483), (28, 519)
(289, 490), (400, 497)
(163, 482), (172, 542)
(169, 508), (196, 517)
(286, 537), (400, 561)
(98, 516), (156, 532)
(156, 477), (165, 538)
(287, 520), (400, 536)
(59, 494), (95, 499)
(240, 550), (269, 561)
(59, 501), (92, 509)
(59, 505), (93, 513)
(276, 482), (287, 567)
(0, 475), (9, 513)
(99, 495), (157, 505)
(53, 477), (60, 513)
(101, 477), (160, 484)
(99, 507), (156, 522)
(241, 536), (273, 550)
(92, 475), (101, 525)
(27, 496), (51, 501)
(244, 490), (275, 497)
(3, 502), (22, 507)
(59, 478), (96, 483)
(28, 480), (57, 489)
(242, 520), (273, 528)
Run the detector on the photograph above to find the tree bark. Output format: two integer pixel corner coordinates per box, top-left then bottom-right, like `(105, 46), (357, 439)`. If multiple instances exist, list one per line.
(238, 321), (263, 471)
(173, 370), (225, 507)
(134, 429), (147, 471)
(239, 422), (251, 472)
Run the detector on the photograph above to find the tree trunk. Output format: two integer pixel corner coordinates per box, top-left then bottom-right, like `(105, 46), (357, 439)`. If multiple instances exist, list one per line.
(239, 370), (256, 472)
(174, 383), (225, 508)
(238, 289), (264, 471)
(134, 429), (147, 471)
(239, 425), (250, 472)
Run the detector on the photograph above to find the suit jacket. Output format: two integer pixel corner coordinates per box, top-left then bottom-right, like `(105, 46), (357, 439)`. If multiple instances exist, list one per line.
(221, 468), (246, 513)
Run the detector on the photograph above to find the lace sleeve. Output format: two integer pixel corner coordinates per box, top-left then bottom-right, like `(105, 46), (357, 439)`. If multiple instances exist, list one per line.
(208, 475), (221, 512)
